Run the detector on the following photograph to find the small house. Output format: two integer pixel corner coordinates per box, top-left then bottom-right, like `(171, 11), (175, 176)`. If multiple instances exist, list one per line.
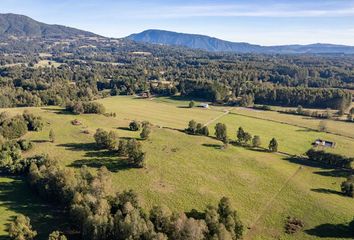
(199, 103), (209, 109)
(313, 139), (335, 148)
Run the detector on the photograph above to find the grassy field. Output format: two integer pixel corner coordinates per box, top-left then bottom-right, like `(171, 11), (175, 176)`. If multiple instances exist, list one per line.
(0, 96), (353, 240)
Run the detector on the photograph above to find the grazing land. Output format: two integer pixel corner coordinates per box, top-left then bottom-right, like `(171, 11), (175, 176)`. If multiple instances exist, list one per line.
(0, 96), (353, 239)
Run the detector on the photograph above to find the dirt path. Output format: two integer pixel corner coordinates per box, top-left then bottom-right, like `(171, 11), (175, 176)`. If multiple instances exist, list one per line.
(203, 108), (232, 127)
(244, 166), (303, 240)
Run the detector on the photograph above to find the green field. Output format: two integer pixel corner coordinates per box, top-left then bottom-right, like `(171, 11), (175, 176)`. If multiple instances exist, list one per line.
(0, 96), (353, 240)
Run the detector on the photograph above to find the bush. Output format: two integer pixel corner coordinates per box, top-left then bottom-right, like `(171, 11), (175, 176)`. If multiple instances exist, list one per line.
(8, 215), (37, 240)
(140, 125), (152, 140)
(252, 135), (261, 148)
(94, 128), (118, 150)
(0, 115), (28, 139)
(22, 111), (43, 131)
(268, 138), (278, 152)
(126, 139), (145, 168)
(189, 101), (195, 108)
(17, 139), (33, 151)
(341, 175), (354, 197)
(284, 216), (304, 234)
(129, 120), (141, 131)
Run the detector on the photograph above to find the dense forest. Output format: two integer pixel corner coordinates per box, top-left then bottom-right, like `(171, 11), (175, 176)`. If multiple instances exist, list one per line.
(0, 35), (353, 110)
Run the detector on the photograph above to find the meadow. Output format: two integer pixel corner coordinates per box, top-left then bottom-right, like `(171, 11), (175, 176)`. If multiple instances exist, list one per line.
(0, 96), (353, 240)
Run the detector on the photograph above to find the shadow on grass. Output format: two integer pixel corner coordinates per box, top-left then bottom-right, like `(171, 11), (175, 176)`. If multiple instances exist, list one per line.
(283, 156), (335, 170)
(117, 127), (131, 131)
(41, 107), (73, 115)
(313, 169), (353, 178)
(311, 188), (344, 196)
(57, 142), (97, 152)
(305, 223), (354, 238)
(69, 158), (132, 172)
(31, 140), (49, 143)
(0, 176), (68, 240)
(202, 143), (222, 149)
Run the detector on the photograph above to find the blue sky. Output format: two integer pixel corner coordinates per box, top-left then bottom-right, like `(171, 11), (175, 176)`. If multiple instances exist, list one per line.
(2, 0), (354, 45)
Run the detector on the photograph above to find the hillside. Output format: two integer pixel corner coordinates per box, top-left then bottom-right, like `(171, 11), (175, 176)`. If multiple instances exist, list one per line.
(128, 29), (354, 54)
(0, 13), (98, 38)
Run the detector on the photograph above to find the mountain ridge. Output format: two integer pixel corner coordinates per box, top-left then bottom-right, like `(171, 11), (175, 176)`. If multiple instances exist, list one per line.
(0, 13), (98, 38)
(127, 29), (354, 54)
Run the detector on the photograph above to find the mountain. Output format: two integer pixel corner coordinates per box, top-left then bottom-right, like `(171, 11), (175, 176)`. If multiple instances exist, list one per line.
(127, 29), (354, 54)
(0, 13), (98, 38)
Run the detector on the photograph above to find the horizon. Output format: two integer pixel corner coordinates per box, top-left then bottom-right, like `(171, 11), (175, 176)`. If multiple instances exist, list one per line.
(1, 0), (354, 46)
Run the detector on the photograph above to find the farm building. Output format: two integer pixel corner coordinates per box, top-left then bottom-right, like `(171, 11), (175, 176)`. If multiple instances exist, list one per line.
(199, 103), (209, 108)
(313, 139), (335, 148)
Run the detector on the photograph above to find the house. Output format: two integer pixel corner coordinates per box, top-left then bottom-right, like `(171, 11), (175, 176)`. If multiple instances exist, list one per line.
(199, 103), (209, 108)
(313, 139), (335, 148)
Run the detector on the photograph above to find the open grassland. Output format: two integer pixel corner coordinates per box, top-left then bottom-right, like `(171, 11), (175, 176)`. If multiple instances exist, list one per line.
(232, 107), (354, 139)
(0, 96), (353, 240)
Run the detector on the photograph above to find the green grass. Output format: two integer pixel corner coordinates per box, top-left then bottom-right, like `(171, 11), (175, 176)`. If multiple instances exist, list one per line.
(0, 96), (353, 239)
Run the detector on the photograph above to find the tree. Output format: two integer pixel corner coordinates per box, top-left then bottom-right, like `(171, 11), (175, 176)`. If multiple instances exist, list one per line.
(49, 129), (55, 143)
(129, 121), (141, 131)
(189, 101), (195, 108)
(8, 214), (37, 240)
(268, 138), (278, 152)
(296, 105), (303, 114)
(186, 120), (197, 134)
(48, 231), (67, 240)
(341, 175), (354, 198)
(215, 123), (227, 142)
(200, 126), (209, 136)
(127, 139), (145, 168)
(243, 132), (252, 145)
(94, 128), (117, 150)
(217, 197), (243, 239)
(318, 120), (327, 132)
(236, 127), (245, 144)
(252, 135), (261, 148)
(140, 124), (151, 140)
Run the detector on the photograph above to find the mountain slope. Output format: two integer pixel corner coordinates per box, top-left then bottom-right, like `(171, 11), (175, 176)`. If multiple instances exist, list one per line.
(0, 13), (98, 38)
(127, 29), (354, 54)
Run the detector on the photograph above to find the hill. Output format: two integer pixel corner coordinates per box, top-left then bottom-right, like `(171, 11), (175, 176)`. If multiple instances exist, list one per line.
(0, 13), (98, 38)
(127, 29), (354, 54)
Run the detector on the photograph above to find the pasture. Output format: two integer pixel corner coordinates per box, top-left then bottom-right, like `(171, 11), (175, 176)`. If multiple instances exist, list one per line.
(0, 96), (353, 240)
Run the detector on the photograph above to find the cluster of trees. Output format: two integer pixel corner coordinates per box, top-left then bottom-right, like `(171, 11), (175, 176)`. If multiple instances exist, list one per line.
(129, 120), (152, 139)
(0, 111), (43, 139)
(253, 87), (352, 110)
(236, 127), (278, 152)
(306, 149), (353, 169)
(66, 101), (106, 115)
(0, 138), (47, 174)
(341, 175), (354, 198)
(186, 120), (209, 136)
(24, 156), (244, 240)
(94, 128), (146, 168)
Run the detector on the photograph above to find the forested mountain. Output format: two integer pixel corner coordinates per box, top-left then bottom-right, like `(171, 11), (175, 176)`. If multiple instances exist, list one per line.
(0, 13), (98, 38)
(128, 29), (354, 54)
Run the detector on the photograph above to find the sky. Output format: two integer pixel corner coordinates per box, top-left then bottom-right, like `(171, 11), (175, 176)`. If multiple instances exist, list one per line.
(1, 0), (354, 46)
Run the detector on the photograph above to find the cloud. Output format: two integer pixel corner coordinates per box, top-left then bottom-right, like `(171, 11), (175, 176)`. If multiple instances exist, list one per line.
(130, 1), (354, 19)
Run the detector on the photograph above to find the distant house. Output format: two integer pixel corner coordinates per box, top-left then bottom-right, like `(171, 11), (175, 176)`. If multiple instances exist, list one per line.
(199, 103), (209, 108)
(313, 139), (335, 148)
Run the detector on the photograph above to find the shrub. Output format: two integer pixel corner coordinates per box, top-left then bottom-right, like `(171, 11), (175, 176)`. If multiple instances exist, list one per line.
(268, 138), (278, 152)
(94, 128), (118, 150)
(189, 101), (195, 108)
(252, 135), (261, 148)
(284, 216), (304, 234)
(129, 120), (141, 131)
(0, 115), (28, 139)
(140, 125), (152, 140)
(22, 111), (43, 131)
(8, 214), (37, 240)
(341, 175), (354, 197)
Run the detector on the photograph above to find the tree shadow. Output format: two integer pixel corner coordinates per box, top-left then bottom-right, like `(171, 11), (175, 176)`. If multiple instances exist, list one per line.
(313, 169), (353, 178)
(69, 158), (132, 172)
(0, 176), (68, 240)
(117, 127), (131, 131)
(177, 106), (191, 109)
(202, 143), (222, 149)
(305, 223), (353, 238)
(311, 188), (344, 196)
(283, 156), (335, 169)
(41, 107), (73, 115)
(31, 140), (49, 143)
(57, 142), (98, 152)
